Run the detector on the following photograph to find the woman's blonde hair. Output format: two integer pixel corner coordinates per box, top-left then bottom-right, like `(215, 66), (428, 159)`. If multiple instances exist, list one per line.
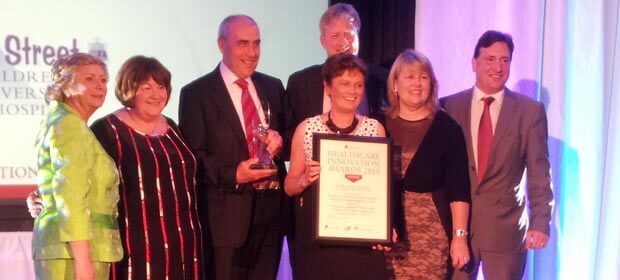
(385, 49), (439, 118)
(45, 53), (107, 103)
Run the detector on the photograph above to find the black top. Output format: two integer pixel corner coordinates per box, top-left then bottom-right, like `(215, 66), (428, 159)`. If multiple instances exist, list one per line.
(389, 116), (433, 180)
(386, 110), (471, 237)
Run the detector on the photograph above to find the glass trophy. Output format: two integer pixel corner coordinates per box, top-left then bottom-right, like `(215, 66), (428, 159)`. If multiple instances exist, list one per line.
(250, 102), (277, 169)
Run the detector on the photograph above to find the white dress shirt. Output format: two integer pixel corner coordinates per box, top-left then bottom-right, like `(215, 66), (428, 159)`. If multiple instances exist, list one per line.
(219, 62), (267, 137)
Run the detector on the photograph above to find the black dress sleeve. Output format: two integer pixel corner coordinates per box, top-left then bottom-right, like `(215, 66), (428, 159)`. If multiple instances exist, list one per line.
(90, 115), (118, 162)
(442, 114), (471, 203)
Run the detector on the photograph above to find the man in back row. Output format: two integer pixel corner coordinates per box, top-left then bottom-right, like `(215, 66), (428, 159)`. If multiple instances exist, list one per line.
(284, 3), (388, 145)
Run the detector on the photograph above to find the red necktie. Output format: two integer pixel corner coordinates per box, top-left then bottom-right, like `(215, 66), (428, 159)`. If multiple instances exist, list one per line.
(236, 78), (259, 157)
(477, 97), (495, 182)
(236, 79), (275, 189)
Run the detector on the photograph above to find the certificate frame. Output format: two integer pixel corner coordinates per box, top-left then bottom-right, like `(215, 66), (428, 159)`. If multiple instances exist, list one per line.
(311, 133), (392, 246)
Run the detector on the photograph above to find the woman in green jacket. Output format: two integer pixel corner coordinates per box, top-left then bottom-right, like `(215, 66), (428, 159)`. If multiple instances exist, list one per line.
(33, 53), (123, 279)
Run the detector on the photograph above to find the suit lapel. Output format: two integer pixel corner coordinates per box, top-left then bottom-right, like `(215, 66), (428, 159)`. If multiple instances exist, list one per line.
(485, 89), (517, 181)
(252, 74), (269, 114)
(457, 90), (477, 180)
(316, 83), (325, 113)
(445, 90), (480, 190)
(312, 65), (325, 114)
(208, 67), (246, 145)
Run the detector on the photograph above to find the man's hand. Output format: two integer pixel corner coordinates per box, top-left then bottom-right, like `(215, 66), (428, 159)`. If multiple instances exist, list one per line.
(525, 230), (549, 250)
(26, 191), (42, 218)
(263, 129), (283, 156)
(236, 158), (277, 184)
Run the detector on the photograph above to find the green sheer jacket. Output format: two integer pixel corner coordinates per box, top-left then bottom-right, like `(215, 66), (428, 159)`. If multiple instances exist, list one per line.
(32, 101), (123, 262)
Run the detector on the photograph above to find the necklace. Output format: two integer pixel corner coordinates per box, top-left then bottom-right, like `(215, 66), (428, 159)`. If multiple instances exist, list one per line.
(127, 110), (162, 135)
(325, 111), (358, 134)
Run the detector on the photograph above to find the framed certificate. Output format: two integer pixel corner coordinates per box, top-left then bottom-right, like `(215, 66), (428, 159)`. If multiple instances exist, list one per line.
(312, 133), (392, 246)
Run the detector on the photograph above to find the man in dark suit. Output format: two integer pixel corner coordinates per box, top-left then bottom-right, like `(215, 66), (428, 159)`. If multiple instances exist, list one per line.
(284, 3), (388, 152)
(179, 15), (286, 280)
(441, 30), (554, 280)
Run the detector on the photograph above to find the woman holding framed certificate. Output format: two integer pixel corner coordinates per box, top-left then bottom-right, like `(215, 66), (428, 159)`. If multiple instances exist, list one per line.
(284, 53), (389, 280)
(383, 49), (471, 279)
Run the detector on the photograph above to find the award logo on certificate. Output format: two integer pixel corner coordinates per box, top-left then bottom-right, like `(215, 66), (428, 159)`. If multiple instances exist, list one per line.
(312, 133), (392, 246)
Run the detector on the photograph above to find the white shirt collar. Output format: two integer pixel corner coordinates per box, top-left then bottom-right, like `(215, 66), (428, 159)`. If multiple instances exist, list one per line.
(473, 86), (505, 104)
(219, 62), (251, 88)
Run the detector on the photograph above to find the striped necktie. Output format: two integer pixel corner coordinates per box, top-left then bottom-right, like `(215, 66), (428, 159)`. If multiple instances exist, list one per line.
(236, 78), (259, 157)
(477, 97), (495, 182)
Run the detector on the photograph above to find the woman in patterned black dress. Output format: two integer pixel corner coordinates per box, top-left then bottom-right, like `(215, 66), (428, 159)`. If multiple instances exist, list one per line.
(90, 56), (205, 280)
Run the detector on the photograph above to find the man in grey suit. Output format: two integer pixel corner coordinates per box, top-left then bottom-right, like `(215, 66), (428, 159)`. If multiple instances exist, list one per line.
(441, 30), (554, 280)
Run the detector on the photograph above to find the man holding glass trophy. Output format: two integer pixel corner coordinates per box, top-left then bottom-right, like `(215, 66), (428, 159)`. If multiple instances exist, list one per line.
(179, 14), (287, 279)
